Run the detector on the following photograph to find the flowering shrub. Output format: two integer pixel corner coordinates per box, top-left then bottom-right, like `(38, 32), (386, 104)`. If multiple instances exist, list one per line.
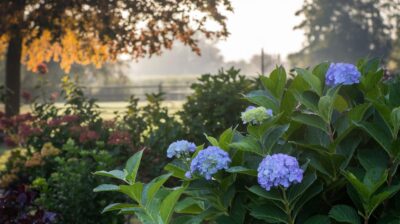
(95, 59), (400, 224)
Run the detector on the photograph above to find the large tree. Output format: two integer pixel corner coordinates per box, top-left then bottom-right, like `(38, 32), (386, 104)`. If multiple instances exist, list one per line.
(289, 0), (393, 67)
(0, 0), (232, 116)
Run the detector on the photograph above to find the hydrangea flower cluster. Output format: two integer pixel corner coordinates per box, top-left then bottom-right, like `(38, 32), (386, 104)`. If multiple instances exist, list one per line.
(167, 140), (196, 158)
(325, 63), (361, 86)
(186, 146), (231, 180)
(241, 106), (273, 125)
(257, 153), (303, 191)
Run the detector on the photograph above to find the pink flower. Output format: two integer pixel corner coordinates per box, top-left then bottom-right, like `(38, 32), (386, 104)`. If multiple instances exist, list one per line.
(62, 115), (79, 123)
(47, 118), (63, 127)
(108, 131), (132, 146)
(37, 63), (48, 75)
(50, 92), (59, 101)
(79, 130), (100, 143)
(21, 91), (32, 103)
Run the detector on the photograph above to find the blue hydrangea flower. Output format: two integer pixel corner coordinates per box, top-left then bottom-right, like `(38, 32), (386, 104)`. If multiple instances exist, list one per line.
(167, 140), (196, 158)
(257, 153), (303, 191)
(241, 106), (273, 125)
(185, 146), (231, 180)
(325, 63), (361, 86)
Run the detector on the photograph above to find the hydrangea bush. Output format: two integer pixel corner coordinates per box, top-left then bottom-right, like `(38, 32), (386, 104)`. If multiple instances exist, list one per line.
(95, 59), (400, 224)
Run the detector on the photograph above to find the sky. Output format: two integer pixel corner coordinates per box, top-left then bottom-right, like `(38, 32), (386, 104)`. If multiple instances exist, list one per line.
(215, 0), (305, 62)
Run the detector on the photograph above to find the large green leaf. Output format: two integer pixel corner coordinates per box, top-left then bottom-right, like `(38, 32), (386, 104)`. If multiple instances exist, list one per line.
(261, 66), (287, 99)
(94, 170), (127, 183)
(262, 124), (289, 154)
(296, 68), (322, 96)
(329, 205), (361, 224)
(175, 198), (205, 214)
(292, 113), (328, 133)
(101, 203), (134, 213)
(288, 172), (317, 203)
(363, 168), (387, 195)
(164, 163), (187, 180)
(247, 185), (283, 201)
(226, 166), (257, 176)
(354, 122), (392, 154)
(160, 186), (186, 223)
(141, 173), (172, 205)
(125, 150), (144, 184)
(348, 103), (371, 122)
(219, 128), (234, 150)
(343, 171), (371, 199)
(245, 90), (279, 112)
(249, 203), (288, 223)
(93, 184), (119, 192)
(229, 136), (263, 156)
(368, 184), (400, 214)
(357, 148), (389, 172)
(391, 107), (400, 139)
(119, 183), (144, 204)
(304, 215), (331, 224)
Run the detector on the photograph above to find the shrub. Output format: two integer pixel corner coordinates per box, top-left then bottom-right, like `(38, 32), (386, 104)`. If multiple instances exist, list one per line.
(95, 59), (400, 224)
(179, 67), (255, 141)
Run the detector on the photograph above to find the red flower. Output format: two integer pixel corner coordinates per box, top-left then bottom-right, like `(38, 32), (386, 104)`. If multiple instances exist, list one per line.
(37, 63), (48, 75)
(21, 91), (32, 103)
(108, 131), (132, 146)
(61, 115), (80, 123)
(47, 118), (63, 127)
(79, 130), (100, 143)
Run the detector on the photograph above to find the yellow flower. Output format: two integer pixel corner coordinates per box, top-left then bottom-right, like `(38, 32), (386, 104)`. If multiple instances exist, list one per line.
(0, 173), (17, 188)
(41, 142), (61, 157)
(25, 152), (43, 167)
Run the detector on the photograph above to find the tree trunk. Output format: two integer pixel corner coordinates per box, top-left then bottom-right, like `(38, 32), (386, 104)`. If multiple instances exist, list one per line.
(4, 0), (25, 117)
(5, 33), (23, 117)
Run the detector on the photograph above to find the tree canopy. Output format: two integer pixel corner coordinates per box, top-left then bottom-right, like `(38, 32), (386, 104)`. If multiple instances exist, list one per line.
(0, 0), (232, 115)
(289, 0), (399, 67)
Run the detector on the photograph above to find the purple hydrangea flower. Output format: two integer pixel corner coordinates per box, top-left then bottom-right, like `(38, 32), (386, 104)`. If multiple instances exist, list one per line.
(167, 140), (196, 158)
(257, 153), (303, 191)
(185, 146), (231, 180)
(325, 63), (361, 86)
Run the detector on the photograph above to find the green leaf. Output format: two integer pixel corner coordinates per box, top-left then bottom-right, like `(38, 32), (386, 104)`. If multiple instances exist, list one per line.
(125, 150), (143, 184)
(363, 168), (387, 194)
(262, 124), (289, 154)
(304, 215), (331, 224)
(101, 203), (134, 213)
(261, 66), (287, 99)
(343, 171), (371, 199)
(249, 203), (287, 223)
(226, 166), (257, 176)
(245, 90), (279, 112)
(164, 163), (187, 179)
(329, 205), (361, 224)
(160, 186), (186, 223)
(205, 134), (219, 147)
(357, 148), (389, 171)
(141, 173), (172, 205)
(229, 136), (263, 156)
(175, 198), (205, 214)
(296, 68), (322, 96)
(119, 183), (144, 203)
(94, 170), (127, 183)
(368, 184), (400, 214)
(288, 172), (317, 203)
(93, 184), (119, 192)
(318, 96), (334, 123)
(292, 90), (319, 112)
(354, 122), (392, 154)
(391, 107), (400, 139)
(348, 104), (370, 122)
(247, 185), (282, 201)
(219, 128), (234, 150)
(292, 183), (323, 217)
(333, 95), (348, 112)
(292, 113), (328, 133)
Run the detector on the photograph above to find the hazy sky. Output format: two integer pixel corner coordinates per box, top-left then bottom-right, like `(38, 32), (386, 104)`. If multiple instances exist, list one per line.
(216, 0), (305, 62)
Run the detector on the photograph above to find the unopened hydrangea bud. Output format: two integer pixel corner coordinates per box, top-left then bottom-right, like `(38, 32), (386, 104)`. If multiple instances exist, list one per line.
(241, 106), (272, 125)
